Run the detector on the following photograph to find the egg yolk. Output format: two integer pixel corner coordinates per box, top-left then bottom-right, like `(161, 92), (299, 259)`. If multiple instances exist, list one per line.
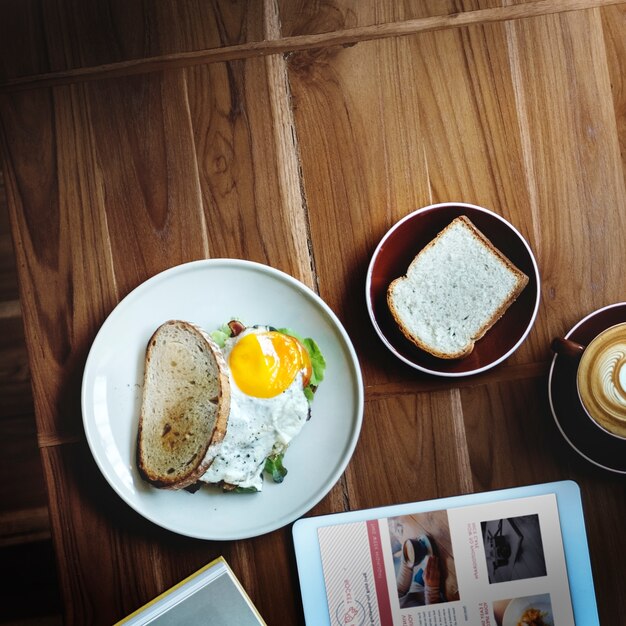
(229, 331), (312, 398)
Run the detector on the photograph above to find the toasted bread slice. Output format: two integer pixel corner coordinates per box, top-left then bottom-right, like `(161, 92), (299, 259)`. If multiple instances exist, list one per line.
(387, 215), (528, 359)
(137, 320), (231, 489)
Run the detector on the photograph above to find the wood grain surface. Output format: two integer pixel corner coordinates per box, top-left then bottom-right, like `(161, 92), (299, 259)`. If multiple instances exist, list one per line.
(1, 1), (625, 624)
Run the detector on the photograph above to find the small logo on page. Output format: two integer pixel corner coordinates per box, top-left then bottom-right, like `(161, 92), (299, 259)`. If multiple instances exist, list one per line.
(335, 578), (366, 625)
(335, 600), (365, 625)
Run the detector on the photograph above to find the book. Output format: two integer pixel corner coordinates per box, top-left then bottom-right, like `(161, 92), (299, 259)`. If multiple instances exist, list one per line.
(293, 480), (599, 625)
(115, 556), (266, 625)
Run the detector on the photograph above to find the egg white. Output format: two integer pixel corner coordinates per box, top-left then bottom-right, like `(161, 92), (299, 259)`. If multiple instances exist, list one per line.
(200, 327), (310, 491)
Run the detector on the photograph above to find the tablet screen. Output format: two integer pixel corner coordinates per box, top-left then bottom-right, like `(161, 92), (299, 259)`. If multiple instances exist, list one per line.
(293, 481), (598, 626)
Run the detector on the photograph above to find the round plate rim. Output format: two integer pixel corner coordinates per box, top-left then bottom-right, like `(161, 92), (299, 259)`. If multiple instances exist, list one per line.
(81, 258), (365, 539)
(365, 202), (541, 377)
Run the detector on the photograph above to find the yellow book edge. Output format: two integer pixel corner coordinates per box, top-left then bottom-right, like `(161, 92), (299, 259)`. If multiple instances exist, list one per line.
(114, 556), (267, 625)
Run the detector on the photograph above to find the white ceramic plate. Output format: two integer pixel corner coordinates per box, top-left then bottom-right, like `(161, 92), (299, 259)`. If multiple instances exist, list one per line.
(502, 594), (553, 626)
(81, 259), (364, 540)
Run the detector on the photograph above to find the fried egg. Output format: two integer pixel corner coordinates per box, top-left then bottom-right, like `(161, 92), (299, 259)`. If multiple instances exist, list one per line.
(200, 326), (312, 491)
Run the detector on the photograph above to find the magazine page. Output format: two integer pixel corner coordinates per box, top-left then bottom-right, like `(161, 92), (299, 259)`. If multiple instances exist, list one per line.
(317, 493), (573, 626)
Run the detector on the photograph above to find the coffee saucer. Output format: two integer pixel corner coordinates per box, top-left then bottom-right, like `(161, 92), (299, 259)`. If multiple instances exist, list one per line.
(548, 302), (626, 474)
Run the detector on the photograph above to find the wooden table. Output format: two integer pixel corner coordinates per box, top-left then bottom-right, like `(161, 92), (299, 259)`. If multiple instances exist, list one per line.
(1, 1), (625, 624)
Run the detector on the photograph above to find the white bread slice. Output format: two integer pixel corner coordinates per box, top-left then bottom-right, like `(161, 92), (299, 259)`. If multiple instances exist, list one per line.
(387, 215), (529, 359)
(137, 320), (231, 489)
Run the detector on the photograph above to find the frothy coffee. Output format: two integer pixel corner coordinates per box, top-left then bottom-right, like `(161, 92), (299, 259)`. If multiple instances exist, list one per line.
(577, 323), (626, 438)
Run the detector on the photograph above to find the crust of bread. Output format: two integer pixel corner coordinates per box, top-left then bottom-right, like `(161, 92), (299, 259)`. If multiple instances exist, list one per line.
(136, 320), (231, 490)
(387, 215), (529, 359)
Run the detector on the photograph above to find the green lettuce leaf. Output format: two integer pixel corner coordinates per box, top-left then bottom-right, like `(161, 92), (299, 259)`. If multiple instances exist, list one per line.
(302, 337), (325, 386)
(264, 453), (288, 483)
(277, 328), (326, 400)
(233, 485), (259, 494)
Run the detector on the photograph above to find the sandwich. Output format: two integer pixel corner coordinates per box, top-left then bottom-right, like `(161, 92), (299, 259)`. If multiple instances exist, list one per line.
(136, 320), (230, 490)
(136, 319), (325, 492)
(387, 215), (528, 359)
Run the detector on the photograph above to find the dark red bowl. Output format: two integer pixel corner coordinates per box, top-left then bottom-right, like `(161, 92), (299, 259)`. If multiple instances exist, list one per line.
(366, 202), (541, 376)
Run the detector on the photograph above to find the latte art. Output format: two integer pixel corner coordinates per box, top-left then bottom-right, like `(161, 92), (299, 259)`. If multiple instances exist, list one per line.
(619, 357), (626, 393)
(577, 324), (626, 439)
(597, 349), (626, 411)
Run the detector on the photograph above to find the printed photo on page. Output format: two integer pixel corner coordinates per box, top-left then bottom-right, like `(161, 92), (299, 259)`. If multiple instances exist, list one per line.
(317, 493), (574, 626)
